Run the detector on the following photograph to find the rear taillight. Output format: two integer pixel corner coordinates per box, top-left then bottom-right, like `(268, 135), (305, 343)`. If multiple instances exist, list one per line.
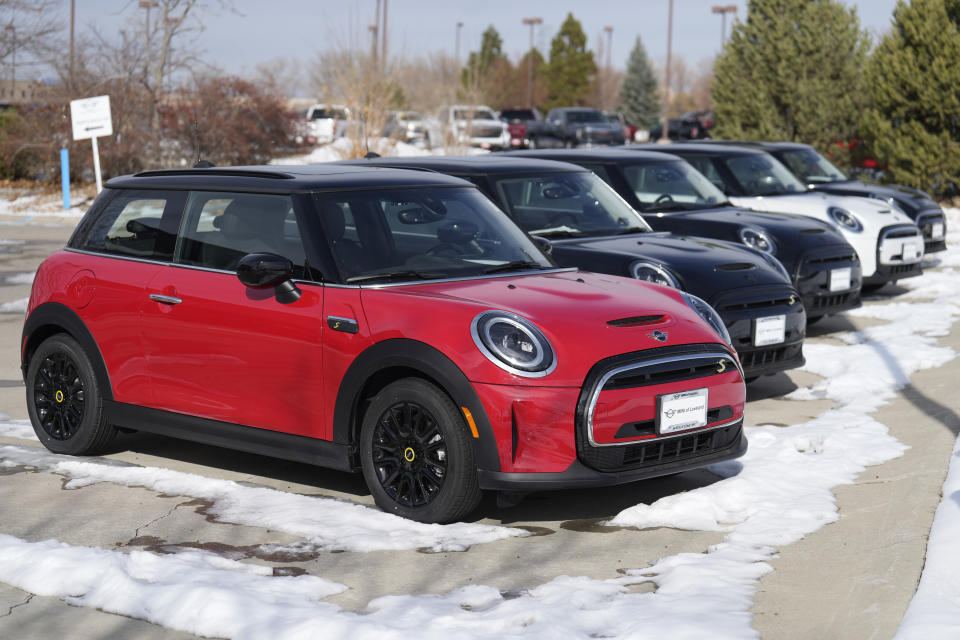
(508, 123), (527, 139)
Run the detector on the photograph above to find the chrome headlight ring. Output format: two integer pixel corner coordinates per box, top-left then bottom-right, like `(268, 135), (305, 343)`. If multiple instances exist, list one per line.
(828, 206), (863, 232)
(738, 226), (777, 255)
(630, 261), (680, 288)
(680, 291), (732, 345)
(471, 311), (556, 378)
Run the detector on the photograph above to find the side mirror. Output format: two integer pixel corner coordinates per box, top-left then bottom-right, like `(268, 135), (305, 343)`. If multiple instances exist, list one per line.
(531, 235), (553, 255)
(236, 253), (301, 304)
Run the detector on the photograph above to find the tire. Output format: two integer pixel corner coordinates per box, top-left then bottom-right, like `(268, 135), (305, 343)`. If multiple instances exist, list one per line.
(26, 334), (117, 455)
(360, 378), (481, 523)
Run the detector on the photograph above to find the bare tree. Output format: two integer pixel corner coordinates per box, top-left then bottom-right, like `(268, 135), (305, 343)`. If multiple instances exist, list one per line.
(0, 0), (61, 64)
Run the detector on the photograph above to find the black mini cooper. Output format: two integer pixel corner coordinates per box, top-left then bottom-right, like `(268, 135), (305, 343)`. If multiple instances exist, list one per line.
(345, 155), (807, 380)
(509, 148), (863, 321)
(725, 141), (947, 254)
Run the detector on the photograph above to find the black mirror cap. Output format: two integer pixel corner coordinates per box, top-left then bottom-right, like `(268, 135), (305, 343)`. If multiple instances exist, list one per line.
(531, 235), (553, 256)
(237, 253), (295, 289)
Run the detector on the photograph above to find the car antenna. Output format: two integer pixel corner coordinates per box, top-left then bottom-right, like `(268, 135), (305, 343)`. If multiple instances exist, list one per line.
(192, 114), (214, 168)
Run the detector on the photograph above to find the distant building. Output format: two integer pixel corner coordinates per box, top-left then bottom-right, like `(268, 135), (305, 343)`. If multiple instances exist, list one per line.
(0, 80), (56, 106)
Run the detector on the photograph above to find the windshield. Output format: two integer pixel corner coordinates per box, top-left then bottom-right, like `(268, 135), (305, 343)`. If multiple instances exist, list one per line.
(565, 110), (606, 124)
(720, 154), (807, 196)
(454, 108), (496, 121)
(620, 160), (729, 210)
(311, 108), (347, 120)
(313, 187), (552, 282)
(492, 171), (652, 238)
(775, 147), (848, 183)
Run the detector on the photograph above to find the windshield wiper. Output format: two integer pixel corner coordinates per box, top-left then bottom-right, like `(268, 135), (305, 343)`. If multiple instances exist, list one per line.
(751, 190), (792, 197)
(346, 270), (447, 284)
(642, 202), (690, 212)
(483, 260), (548, 274)
(532, 229), (584, 238)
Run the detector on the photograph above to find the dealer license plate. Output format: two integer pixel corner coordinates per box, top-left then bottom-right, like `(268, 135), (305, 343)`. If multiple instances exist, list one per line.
(754, 315), (786, 347)
(658, 388), (709, 435)
(902, 241), (921, 261)
(829, 267), (852, 292)
(931, 223), (945, 239)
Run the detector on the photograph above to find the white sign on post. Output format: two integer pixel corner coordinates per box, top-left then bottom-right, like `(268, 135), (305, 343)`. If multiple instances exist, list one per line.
(70, 95), (113, 193)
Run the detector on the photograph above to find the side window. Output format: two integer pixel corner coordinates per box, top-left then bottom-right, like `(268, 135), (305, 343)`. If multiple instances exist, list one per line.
(71, 189), (183, 261)
(686, 157), (725, 191)
(579, 163), (613, 184)
(177, 191), (305, 275)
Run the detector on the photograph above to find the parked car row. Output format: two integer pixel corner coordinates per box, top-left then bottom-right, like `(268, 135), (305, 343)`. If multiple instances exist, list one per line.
(20, 137), (940, 524)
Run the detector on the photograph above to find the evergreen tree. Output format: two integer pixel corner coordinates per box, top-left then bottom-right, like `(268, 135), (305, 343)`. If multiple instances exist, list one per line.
(619, 36), (660, 129)
(711, 0), (869, 162)
(543, 13), (596, 110)
(861, 0), (960, 197)
(461, 26), (506, 90)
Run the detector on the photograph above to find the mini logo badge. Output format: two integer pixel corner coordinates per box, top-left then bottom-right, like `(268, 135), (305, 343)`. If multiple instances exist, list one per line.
(649, 330), (668, 343)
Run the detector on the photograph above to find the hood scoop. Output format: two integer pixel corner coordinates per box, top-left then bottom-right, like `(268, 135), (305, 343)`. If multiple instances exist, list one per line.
(607, 314), (665, 327)
(801, 228), (825, 234)
(714, 262), (756, 271)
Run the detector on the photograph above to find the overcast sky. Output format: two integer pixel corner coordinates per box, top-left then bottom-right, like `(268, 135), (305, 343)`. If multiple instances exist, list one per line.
(68, 0), (900, 94)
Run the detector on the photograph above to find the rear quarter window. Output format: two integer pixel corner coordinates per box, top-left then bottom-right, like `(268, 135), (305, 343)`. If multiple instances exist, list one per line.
(70, 189), (185, 261)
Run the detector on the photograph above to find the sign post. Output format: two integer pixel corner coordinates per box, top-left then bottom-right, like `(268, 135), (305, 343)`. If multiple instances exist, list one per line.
(69, 95), (113, 193)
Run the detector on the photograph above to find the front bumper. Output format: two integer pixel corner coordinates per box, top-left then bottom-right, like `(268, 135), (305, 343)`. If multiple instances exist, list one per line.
(794, 245), (862, 317)
(471, 343), (747, 487)
(916, 209), (947, 253)
(479, 424), (746, 489)
(710, 285), (806, 378)
(865, 224), (925, 285)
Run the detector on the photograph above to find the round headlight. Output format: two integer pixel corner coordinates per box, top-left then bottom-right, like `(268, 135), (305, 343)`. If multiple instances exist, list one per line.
(630, 261), (680, 288)
(738, 226), (776, 254)
(827, 206), (863, 232)
(471, 311), (556, 377)
(680, 291), (732, 345)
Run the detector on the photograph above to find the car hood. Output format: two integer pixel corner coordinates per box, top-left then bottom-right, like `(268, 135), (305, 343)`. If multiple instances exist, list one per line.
(812, 181), (941, 215)
(550, 232), (793, 294)
(651, 206), (847, 249)
(358, 270), (733, 387)
(730, 192), (915, 226)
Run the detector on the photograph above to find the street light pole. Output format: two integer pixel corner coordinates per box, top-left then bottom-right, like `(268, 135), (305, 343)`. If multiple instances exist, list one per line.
(603, 26), (613, 109)
(5, 24), (14, 102)
(455, 21), (463, 67)
(522, 17), (542, 109)
(659, 0), (673, 143)
(711, 5), (738, 49)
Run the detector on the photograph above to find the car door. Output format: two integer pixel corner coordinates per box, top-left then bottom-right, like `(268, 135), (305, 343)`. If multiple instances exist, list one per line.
(68, 188), (186, 407)
(139, 191), (326, 439)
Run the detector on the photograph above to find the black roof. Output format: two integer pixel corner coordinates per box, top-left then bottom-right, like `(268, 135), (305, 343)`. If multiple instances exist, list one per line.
(105, 164), (471, 193)
(507, 148), (685, 164)
(339, 155), (588, 176)
(628, 142), (766, 157)
(714, 140), (812, 152)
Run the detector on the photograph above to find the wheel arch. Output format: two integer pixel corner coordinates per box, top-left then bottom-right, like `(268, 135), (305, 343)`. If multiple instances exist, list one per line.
(21, 302), (113, 402)
(333, 338), (501, 472)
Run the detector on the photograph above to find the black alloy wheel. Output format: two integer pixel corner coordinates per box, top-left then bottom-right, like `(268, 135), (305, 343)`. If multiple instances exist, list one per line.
(360, 378), (481, 523)
(26, 334), (116, 455)
(371, 400), (447, 508)
(33, 351), (85, 441)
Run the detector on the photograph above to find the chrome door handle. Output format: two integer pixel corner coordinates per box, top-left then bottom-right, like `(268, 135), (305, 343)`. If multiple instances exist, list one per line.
(149, 294), (182, 305)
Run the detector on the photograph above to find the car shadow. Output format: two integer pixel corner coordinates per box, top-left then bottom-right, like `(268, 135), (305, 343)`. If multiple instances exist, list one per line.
(746, 372), (799, 401)
(113, 430), (730, 526)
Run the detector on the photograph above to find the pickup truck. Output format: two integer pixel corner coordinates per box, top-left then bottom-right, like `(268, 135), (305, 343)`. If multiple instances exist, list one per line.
(426, 105), (509, 150)
(526, 107), (625, 149)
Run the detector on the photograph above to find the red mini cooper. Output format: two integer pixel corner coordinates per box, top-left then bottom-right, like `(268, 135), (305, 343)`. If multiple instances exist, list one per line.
(22, 165), (747, 523)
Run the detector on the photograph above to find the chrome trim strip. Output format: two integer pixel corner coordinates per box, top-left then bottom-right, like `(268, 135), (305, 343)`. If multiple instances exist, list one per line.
(585, 349), (742, 448)
(64, 249), (574, 288)
(360, 267), (576, 288)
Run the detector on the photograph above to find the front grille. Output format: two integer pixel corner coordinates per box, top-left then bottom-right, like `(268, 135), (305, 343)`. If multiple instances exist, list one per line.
(622, 423), (741, 465)
(575, 343), (741, 472)
(803, 251), (858, 267)
(740, 346), (787, 370)
(615, 405), (734, 439)
(473, 126), (502, 137)
(811, 292), (855, 310)
(714, 294), (795, 312)
(887, 263), (920, 276)
(884, 227), (920, 239)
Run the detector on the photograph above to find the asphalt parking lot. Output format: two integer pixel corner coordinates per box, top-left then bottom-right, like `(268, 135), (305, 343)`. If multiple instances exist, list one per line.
(0, 208), (955, 639)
